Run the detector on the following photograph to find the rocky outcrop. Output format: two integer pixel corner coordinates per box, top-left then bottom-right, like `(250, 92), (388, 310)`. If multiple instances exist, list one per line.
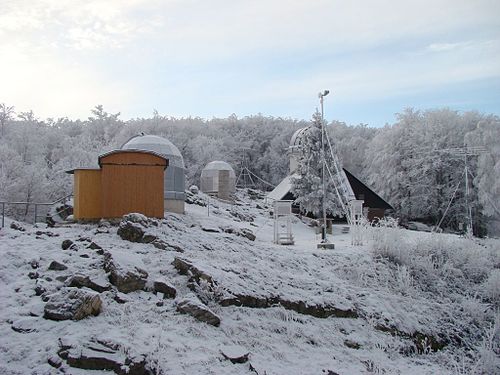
(44, 288), (102, 321)
(173, 257), (358, 319)
(58, 339), (148, 375)
(220, 345), (250, 364)
(153, 279), (177, 299)
(117, 221), (145, 243)
(67, 274), (111, 293)
(104, 253), (148, 293)
(172, 257), (214, 285)
(11, 317), (39, 333)
(176, 294), (221, 327)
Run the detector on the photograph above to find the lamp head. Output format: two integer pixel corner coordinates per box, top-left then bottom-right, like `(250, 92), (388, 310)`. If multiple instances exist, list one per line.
(318, 90), (330, 98)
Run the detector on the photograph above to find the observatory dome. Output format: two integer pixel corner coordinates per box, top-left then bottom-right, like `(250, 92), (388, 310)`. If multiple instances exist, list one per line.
(289, 127), (310, 149)
(121, 134), (185, 213)
(121, 134), (184, 168)
(200, 161), (236, 200)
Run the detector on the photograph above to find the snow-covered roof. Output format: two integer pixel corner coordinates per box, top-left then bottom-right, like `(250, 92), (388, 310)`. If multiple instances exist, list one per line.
(121, 134), (184, 168)
(202, 161), (235, 174)
(266, 174), (298, 201)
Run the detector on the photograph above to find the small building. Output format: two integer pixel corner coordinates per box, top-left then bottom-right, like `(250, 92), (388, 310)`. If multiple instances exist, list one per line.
(121, 134), (186, 214)
(68, 150), (168, 220)
(200, 161), (236, 200)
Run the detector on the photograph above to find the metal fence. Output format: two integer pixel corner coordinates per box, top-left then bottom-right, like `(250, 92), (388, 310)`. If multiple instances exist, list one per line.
(1, 194), (72, 228)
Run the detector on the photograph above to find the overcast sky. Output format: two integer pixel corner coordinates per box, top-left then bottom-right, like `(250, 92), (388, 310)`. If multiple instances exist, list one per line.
(1, 0), (499, 126)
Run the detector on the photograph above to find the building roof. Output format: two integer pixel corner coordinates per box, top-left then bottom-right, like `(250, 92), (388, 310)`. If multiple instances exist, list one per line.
(342, 169), (393, 210)
(266, 174), (297, 202)
(97, 149), (168, 168)
(202, 161), (235, 174)
(266, 169), (393, 210)
(121, 134), (184, 168)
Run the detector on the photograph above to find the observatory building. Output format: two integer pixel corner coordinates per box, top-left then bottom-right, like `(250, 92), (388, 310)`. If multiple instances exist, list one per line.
(267, 126), (393, 221)
(121, 134), (186, 214)
(200, 161), (236, 201)
(68, 150), (167, 220)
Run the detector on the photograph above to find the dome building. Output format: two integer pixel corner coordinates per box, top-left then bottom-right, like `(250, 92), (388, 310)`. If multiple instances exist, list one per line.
(200, 161), (236, 200)
(121, 134), (185, 214)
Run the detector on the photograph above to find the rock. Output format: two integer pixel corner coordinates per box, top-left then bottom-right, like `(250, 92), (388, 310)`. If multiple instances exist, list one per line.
(104, 253), (148, 293)
(28, 271), (39, 280)
(117, 221), (145, 242)
(185, 190), (207, 206)
(11, 317), (39, 333)
(172, 257), (214, 286)
(176, 294), (220, 326)
(344, 339), (361, 349)
(220, 345), (250, 364)
(189, 185), (199, 194)
(201, 223), (220, 233)
(141, 233), (157, 243)
(34, 279), (48, 296)
(114, 292), (130, 304)
(67, 274), (111, 293)
(88, 242), (103, 250)
(10, 221), (26, 231)
(61, 339), (147, 375)
(153, 279), (177, 299)
(239, 228), (256, 241)
(44, 288), (102, 321)
(30, 260), (39, 269)
(61, 239), (74, 250)
(48, 355), (62, 368)
(48, 260), (68, 271)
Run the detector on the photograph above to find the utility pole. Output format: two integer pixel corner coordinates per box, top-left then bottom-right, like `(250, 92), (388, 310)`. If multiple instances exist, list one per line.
(317, 90), (335, 249)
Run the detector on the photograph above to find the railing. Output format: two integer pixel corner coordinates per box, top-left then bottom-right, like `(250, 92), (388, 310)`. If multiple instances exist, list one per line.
(1, 194), (73, 228)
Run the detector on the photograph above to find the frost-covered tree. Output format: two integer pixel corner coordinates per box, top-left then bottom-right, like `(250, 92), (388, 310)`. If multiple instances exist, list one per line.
(0, 103), (15, 137)
(291, 111), (342, 216)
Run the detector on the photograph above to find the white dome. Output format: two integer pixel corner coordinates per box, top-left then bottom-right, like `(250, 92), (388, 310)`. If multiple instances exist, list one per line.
(121, 134), (184, 168)
(203, 161), (235, 174)
(289, 127), (310, 148)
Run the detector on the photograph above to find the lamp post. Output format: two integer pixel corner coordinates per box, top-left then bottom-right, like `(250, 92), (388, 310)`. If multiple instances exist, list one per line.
(318, 90), (330, 244)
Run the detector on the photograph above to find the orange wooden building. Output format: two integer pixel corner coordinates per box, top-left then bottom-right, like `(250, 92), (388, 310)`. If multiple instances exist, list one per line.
(68, 150), (168, 220)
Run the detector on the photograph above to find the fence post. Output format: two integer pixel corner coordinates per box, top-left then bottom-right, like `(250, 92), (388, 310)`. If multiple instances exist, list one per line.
(34, 204), (37, 225)
(1, 202), (4, 228)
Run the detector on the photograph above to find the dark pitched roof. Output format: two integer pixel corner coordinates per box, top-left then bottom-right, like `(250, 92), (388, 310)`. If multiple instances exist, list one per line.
(343, 168), (393, 210)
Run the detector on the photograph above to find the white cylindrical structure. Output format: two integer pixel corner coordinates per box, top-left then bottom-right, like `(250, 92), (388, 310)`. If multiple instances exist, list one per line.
(200, 161), (236, 199)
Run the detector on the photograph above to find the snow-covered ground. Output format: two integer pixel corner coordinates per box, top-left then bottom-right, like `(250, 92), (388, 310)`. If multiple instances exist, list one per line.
(0, 190), (498, 375)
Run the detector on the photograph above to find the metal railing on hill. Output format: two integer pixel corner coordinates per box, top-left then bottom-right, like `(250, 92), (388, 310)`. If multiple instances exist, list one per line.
(1, 194), (73, 228)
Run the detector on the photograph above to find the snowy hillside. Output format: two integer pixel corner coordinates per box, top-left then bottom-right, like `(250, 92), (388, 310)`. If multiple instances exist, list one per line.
(0, 190), (499, 375)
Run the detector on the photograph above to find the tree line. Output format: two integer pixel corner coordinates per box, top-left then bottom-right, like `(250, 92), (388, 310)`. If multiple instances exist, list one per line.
(0, 104), (498, 235)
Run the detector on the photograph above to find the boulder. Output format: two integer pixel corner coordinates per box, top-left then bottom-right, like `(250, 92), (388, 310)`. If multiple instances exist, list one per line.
(10, 221), (26, 231)
(61, 239), (74, 250)
(60, 339), (147, 375)
(48, 260), (68, 271)
(11, 317), (39, 333)
(153, 279), (177, 299)
(117, 221), (145, 243)
(239, 228), (256, 241)
(176, 294), (220, 326)
(67, 274), (111, 293)
(104, 253), (148, 293)
(220, 345), (250, 364)
(44, 288), (102, 321)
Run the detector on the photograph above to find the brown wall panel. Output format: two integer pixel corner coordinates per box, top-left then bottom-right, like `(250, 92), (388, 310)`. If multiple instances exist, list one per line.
(74, 170), (102, 219)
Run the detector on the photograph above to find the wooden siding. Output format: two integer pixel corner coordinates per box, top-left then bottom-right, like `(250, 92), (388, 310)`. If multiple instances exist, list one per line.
(74, 170), (102, 219)
(100, 151), (166, 219)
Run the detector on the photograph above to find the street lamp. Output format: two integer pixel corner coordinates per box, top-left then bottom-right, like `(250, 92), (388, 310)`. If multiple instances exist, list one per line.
(317, 90), (334, 249)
